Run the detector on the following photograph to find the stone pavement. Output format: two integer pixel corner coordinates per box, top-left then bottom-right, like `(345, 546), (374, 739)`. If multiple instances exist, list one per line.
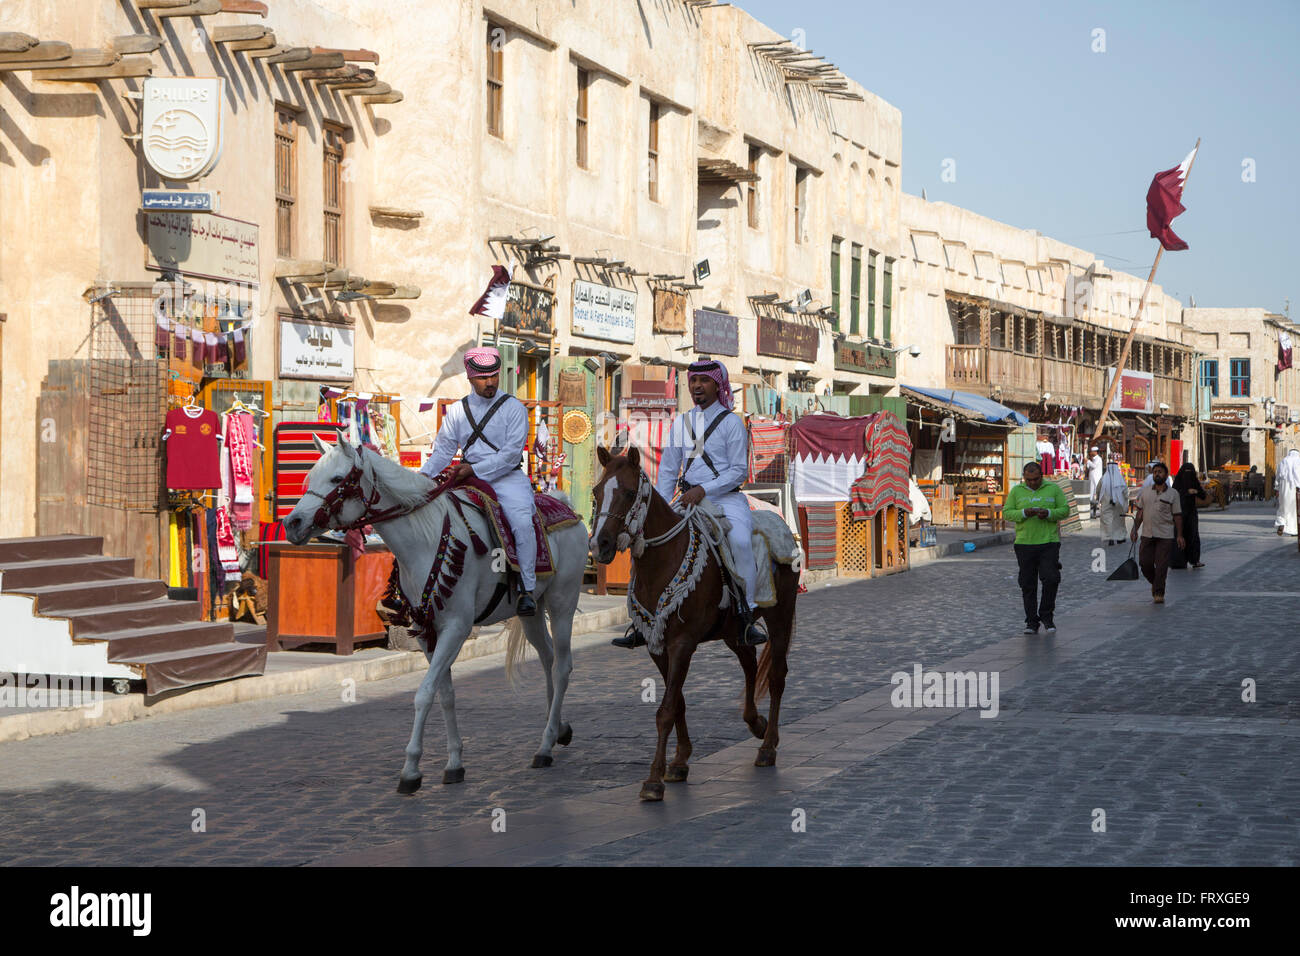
(0, 502), (1295, 865)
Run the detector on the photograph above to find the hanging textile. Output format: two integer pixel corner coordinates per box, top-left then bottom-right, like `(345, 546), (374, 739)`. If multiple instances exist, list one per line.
(749, 420), (789, 483)
(849, 412), (914, 519)
(168, 513), (182, 587)
(790, 414), (871, 502)
(798, 503), (839, 570)
(164, 407), (222, 490)
(225, 411), (257, 531)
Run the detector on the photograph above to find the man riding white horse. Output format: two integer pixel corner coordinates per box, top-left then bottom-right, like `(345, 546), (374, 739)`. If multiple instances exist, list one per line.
(420, 346), (538, 617)
(612, 358), (767, 648)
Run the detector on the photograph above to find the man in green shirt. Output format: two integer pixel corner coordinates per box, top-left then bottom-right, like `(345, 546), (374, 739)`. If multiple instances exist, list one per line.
(1003, 461), (1071, 634)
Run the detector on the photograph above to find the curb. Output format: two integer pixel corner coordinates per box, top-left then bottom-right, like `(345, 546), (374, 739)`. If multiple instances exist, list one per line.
(0, 604), (629, 744)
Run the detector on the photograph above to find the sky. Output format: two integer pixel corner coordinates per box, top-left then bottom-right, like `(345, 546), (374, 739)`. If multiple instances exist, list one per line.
(733, 0), (1300, 315)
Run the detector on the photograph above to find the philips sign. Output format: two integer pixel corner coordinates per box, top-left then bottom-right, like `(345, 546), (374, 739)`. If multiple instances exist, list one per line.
(141, 77), (225, 182)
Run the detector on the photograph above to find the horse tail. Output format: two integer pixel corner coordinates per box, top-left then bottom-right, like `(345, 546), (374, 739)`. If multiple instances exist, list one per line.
(503, 615), (528, 687)
(753, 563), (798, 703)
(754, 642), (774, 703)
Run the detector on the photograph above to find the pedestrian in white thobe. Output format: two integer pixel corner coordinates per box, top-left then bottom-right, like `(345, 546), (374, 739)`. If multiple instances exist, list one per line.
(1275, 448), (1300, 536)
(1095, 462), (1129, 545)
(1087, 448), (1104, 516)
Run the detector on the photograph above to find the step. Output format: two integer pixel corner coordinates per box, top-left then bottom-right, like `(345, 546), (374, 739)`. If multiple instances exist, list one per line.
(0, 556), (135, 590)
(18, 578), (168, 614)
(131, 641), (269, 696)
(58, 599), (202, 637)
(0, 535), (103, 564)
(102, 621), (239, 661)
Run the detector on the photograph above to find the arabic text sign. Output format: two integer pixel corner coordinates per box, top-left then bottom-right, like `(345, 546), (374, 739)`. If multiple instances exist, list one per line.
(143, 190), (219, 213)
(279, 317), (354, 382)
(572, 280), (636, 343)
(1209, 405), (1250, 424)
(757, 316), (819, 363)
(692, 309), (739, 356)
(834, 341), (897, 378)
(147, 212), (258, 284)
(1106, 368), (1154, 413)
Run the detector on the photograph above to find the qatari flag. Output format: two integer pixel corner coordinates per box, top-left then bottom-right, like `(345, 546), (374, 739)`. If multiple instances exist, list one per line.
(1146, 145), (1197, 251)
(468, 264), (513, 319)
(1280, 332), (1294, 373)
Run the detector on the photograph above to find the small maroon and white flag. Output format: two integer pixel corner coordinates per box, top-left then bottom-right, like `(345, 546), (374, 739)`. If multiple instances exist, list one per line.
(468, 264), (513, 319)
(1146, 145), (1197, 252)
(1279, 331), (1294, 373)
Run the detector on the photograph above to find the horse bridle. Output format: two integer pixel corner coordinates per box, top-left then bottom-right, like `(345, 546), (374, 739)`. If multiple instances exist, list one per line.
(300, 445), (447, 532)
(593, 467), (691, 558)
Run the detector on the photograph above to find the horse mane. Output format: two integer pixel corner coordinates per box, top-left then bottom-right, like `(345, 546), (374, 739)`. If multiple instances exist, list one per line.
(364, 448), (441, 511)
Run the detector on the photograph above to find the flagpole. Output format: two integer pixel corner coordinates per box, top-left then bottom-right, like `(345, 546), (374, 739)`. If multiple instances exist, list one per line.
(1091, 138), (1201, 446)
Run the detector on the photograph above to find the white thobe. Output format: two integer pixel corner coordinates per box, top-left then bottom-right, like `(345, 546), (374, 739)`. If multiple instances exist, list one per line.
(1275, 451), (1300, 536)
(656, 401), (756, 609)
(1087, 455), (1104, 498)
(421, 391), (537, 589)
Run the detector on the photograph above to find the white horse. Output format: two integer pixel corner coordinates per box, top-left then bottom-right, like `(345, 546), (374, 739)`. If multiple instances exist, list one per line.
(283, 438), (589, 793)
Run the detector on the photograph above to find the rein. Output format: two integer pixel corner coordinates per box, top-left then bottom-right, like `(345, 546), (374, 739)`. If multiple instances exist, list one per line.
(595, 469), (691, 558)
(300, 445), (449, 531)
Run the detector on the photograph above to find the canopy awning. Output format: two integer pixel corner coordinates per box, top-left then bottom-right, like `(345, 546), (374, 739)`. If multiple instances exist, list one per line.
(902, 385), (1029, 426)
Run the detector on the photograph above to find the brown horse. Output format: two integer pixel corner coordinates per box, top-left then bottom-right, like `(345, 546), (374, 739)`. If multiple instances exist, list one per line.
(590, 445), (798, 801)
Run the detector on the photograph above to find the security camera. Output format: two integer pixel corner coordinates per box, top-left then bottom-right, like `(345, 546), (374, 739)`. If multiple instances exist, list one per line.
(1158, 402), (1170, 411)
(908, 345), (921, 358)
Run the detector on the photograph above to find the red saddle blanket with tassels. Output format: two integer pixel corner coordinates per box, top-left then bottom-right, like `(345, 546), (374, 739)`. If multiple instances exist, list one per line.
(451, 477), (582, 577)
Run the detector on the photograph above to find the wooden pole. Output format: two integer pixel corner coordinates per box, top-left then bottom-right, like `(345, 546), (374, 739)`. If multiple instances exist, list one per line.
(1091, 138), (1200, 446)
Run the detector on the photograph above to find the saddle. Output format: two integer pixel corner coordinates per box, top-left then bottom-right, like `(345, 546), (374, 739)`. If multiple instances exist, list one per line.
(692, 501), (800, 610)
(450, 476), (581, 578)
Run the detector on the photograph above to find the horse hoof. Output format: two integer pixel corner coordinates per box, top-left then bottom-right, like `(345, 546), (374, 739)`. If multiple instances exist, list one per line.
(531, 754), (554, 768)
(396, 774), (423, 795)
(557, 724), (574, 747)
(664, 765), (689, 783)
(754, 749), (777, 768)
(442, 767), (465, 785)
(750, 715), (768, 739)
(639, 782), (666, 802)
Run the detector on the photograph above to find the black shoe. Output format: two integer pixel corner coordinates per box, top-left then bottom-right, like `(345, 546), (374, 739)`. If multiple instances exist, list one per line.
(516, 592), (537, 617)
(1023, 623), (1039, 635)
(1043, 621), (1056, 634)
(611, 625), (646, 649)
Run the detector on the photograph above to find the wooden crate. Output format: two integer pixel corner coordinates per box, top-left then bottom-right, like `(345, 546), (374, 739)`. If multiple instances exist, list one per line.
(836, 503), (910, 578)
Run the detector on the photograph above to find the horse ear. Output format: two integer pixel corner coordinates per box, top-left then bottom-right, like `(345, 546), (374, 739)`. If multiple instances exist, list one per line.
(596, 445), (611, 467)
(339, 441), (357, 461)
(627, 445), (641, 469)
(312, 433), (332, 456)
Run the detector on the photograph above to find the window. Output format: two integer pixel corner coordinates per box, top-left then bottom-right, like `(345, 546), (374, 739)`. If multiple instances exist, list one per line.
(747, 144), (760, 228)
(575, 67), (589, 169)
(882, 256), (893, 343)
(1230, 358), (1250, 397)
(486, 23), (503, 137)
(829, 238), (841, 329)
(793, 164), (808, 243)
(850, 243), (862, 336)
(647, 100), (659, 201)
(274, 108), (296, 258)
(867, 251), (877, 339)
(1200, 359), (1218, 398)
(323, 125), (344, 267)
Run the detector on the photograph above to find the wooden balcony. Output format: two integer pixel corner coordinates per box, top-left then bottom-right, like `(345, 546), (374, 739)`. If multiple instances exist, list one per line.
(1041, 358), (1103, 408)
(1154, 375), (1190, 419)
(985, 348), (1040, 403)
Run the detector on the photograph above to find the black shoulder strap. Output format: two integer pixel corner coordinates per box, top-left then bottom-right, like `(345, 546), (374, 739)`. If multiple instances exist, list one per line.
(461, 394), (511, 454)
(684, 409), (729, 479)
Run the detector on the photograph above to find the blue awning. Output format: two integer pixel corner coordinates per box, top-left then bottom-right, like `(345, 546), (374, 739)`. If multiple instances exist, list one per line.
(901, 385), (1029, 426)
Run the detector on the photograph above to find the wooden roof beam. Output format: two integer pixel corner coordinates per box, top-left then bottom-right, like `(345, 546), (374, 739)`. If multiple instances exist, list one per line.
(211, 25), (272, 45)
(311, 46), (379, 65)
(370, 285), (421, 300)
(225, 33), (278, 53)
(360, 90), (402, 104)
(342, 81), (390, 96)
(220, 0), (269, 15)
(275, 258), (328, 279)
(0, 33), (39, 54)
(324, 71), (380, 90)
(295, 65), (363, 83)
(280, 52), (346, 72)
(152, 0), (223, 17)
(0, 41), (73, 64)
(4, 50), (121, 71)
(40, 56), (153, 81)
(264, 47), (313, 64)
(245, 44), (299, 60)
(111, 35), (163, 55)
(369, 206), (423, 220)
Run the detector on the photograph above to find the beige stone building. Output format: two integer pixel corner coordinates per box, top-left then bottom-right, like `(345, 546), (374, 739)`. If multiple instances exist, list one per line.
(899, 194), (1196, 469)
(1, 0), (908, 551)
(1181, 307), (1300, 483)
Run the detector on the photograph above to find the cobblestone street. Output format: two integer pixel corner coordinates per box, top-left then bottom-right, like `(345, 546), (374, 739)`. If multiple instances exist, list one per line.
(1, 503), (1296, 866)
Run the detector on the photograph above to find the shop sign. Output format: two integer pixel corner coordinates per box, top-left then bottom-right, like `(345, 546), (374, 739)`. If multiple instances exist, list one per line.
(757, 316), (819, 363)
(141, 77), (224, 181)
(1210, 405), (1250, 424)
(501, 280), (554, 337)
(572, 280), (636, 343)
(653, 288), (687, 334)
(1271, 404), (1289, 423)
(279, 317), (354, 382)
(692, 309), (739, 356)
(142, 189), (219, 213)
(1106, 367), (1154, 413)
(833, 340), (897, 378)
(146, 212), (258, 284)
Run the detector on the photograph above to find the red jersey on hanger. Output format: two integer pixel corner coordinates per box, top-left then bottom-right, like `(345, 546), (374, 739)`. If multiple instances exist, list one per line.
(165, 407), (222, 490)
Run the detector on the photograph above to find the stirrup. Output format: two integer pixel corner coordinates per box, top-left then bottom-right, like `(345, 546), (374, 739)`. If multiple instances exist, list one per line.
(740, 616), (768, 647)
(611, 625), (646, 649)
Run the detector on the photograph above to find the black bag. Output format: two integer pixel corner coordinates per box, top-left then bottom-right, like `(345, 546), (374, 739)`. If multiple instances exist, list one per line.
(1108, 539), (1140, 581)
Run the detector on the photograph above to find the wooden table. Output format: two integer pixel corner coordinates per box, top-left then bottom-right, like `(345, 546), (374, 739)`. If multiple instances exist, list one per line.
(963, 502), (1003, 532)
(266, 542), (394, 655)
